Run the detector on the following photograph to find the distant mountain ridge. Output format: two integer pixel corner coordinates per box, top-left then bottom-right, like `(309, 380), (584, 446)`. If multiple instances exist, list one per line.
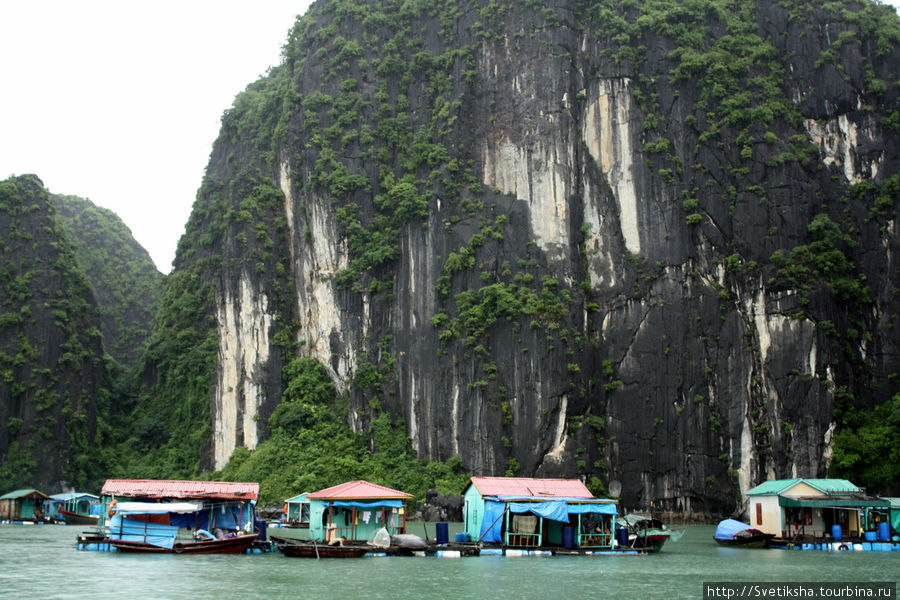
(52, 194), (163, 368)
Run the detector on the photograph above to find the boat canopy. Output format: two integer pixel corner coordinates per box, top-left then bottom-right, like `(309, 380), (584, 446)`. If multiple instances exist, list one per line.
(714, 519), (759, 540)
(619, 513), (663, 527)
(479, 496), (618, 543)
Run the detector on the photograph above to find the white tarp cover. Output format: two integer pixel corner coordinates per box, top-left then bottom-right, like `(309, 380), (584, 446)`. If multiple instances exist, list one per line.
(116, 501), (201, 514)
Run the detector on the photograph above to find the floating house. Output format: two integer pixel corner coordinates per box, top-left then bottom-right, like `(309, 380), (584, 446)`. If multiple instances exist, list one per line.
(305, 480), (413, 543)
(283, 493), (311, 528)
(48, 492), (99, 524)
(78, 479), (263, 553)
(746, 478), (895, 546)
(0, 489), (49, 522)
(463, 477), (618, 550)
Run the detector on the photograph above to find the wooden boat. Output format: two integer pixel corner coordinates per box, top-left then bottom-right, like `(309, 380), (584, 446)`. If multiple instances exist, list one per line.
(111, 533), (259, 554)
(59, 508), (100, 526)
(273, 537), (369, 558)
(714, 519), (773, 548)
(617, 514), (681, 552)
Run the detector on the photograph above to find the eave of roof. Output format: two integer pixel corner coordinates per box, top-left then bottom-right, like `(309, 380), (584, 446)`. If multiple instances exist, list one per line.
(468, 477), (594, 499)
(0, 488), (48, 500)
(100, 479), (259, 500)
(778, 496), (889, 509)
(747, 478), (862, 496)
(306, 480), (412, 500)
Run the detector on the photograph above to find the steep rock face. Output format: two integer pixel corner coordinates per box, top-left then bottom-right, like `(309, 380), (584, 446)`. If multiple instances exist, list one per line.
(0, 175), (108, 490)
(213, 272), (274, 466)
(182, 0), (898, 514)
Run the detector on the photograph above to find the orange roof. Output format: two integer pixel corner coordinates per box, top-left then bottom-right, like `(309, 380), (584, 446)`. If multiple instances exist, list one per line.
(306, 480), (413, 500)
(101, 479), (259, 501)
(469, 477), (593, 498)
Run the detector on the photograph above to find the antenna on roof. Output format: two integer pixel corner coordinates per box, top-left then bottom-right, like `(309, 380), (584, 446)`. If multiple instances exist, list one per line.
(608, 480), (622, 498)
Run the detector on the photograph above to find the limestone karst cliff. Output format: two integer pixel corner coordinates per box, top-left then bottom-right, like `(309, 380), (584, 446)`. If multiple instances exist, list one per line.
(0, 176), (109, 490)
(144, 0), (898, 514)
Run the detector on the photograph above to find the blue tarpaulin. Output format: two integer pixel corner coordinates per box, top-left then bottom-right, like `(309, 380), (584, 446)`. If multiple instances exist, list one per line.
(566, 503), (619, 515)
(108, 515), (178, 549)
(208, 503), (251, 530)
(480, 501), (507, 543)
(331, 500), (405, 509)
(714, 519), (756, 541)
(478, 497), (618, 543)
(113, 501), (252, 532)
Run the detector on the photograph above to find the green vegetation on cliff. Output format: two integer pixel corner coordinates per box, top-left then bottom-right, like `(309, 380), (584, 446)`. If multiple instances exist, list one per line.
(0, 175), (112, 491)
(52, 194), (163, 369)
(831, 392), (900, 491)
(215, 358), (468, 504)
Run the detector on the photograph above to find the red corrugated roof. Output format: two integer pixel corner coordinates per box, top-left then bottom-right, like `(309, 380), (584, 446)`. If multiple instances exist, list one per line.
(469, 477), (594, 498)
(306, 480), (413, 500)
(101, 479), (259, 501)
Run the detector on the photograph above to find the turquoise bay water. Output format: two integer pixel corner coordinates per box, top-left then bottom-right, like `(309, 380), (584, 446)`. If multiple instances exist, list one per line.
(1, 523), (896, 599)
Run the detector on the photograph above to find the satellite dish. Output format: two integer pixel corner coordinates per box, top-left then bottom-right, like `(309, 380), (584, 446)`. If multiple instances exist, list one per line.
(608, 480), (622, 498)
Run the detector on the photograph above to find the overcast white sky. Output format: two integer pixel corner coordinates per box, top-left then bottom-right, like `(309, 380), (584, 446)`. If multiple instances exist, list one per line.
(1, 1), (898, 273)
(0, 1), (311, 272)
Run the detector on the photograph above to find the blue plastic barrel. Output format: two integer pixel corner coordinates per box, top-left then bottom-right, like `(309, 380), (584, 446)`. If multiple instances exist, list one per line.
(562, 526), (575, 549)
(878, 522), (891, 541)
(255, 519), (267, 542)
(865, 530), (877, 541)
(831, 524), (843, 541)
(455, 532), (470, 543)
(615, 527), (629, 547)
(435, 521), (449, 544)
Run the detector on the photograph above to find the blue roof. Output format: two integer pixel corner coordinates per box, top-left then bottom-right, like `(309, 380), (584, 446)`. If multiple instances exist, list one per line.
(49, 492), (98, 502)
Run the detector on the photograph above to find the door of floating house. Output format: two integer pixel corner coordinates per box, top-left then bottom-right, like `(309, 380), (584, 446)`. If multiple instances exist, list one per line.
(305, 480), (413, 543)
(463, 483), (487, 542)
